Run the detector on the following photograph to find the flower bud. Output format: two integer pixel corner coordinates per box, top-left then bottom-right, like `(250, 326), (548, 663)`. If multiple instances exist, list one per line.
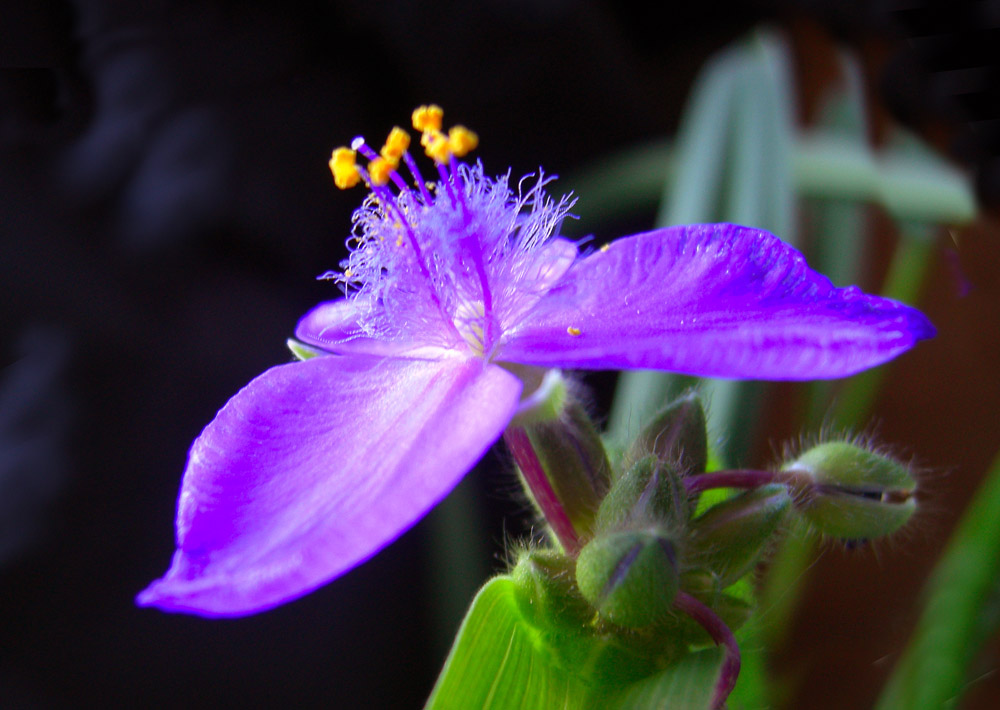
(521, 401), (612, 540)
(629, 391), (708, 475)
(687, 484), (791, 586)
(575, 530), (680, 628)
(783, 441), (917, 540)
(505, 368), (612, 542)
(510, 548), (590, 629)
(595, 456), (690, 533)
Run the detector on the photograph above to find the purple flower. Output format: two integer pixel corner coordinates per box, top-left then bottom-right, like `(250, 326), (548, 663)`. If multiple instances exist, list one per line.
(137, 108), (933, 617)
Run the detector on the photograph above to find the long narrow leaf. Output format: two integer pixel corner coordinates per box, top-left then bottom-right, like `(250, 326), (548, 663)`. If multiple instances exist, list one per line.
(875, 452), (1000, 710)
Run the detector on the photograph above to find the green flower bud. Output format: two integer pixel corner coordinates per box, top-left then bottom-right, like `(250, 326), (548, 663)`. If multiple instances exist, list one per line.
(784, 441), (917, 540)
(629, 391), (708, 475)
(510, 548), (590, 629)
(521, 400), (612, 540)
(595, 456), (690, 533)
(687, 484), (791, 586)
(504, 368), (612, 542)
(575, 530), (680, 629)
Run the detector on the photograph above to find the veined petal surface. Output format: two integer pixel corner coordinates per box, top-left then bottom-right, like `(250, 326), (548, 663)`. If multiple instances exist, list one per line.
(500, 224), (934, 379)
(295, 300), (456, 360)
(137, 354), (521, 617)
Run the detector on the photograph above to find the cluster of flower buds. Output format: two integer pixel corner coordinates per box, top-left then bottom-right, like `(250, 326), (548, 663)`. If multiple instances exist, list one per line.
(503, 373), (919, 707)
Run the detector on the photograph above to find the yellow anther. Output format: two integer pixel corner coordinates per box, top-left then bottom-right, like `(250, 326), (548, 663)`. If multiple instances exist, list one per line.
(448, 126), (478, 157)
(567, 326), (582, 337)
(381, 126), (411, 160)
(412, 104), (444, 133)
(420, 128), (440, 148)
(343, 268), (353, 278)
(600, 243), (610, 253)
(368, 157), (396, 186)
(329, 147), (361, 189)
(395, 235), (404, 247)
(425, 132), (451, 163)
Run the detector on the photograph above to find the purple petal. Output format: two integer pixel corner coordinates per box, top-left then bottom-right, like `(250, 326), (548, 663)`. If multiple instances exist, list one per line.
(295, 300), (455, 359)
(500, 224), (934, 379)
(137, 354), (521, 617)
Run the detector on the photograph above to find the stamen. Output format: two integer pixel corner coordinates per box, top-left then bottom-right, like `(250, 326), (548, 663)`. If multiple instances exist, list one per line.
(412, 104), (443, 133)
(329, 148), (361, 190)
(381, 127), (411, 160)
(356, 141), (410, 193)
(368, 157), (395, 187)
(329, 105), (567, 359)
(448, 126), (478, 157)
(436, 161), (458, 207)
(425, 131), (451, 164)
(401, 151), (434, 204)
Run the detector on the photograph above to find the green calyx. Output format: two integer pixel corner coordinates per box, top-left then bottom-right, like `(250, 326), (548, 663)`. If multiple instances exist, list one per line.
(575, 530), (681, 629)
(286, 338), (323, 361)
(687, 484), (791, 586)
(505, 366), (569, 428)
(628, 391), (708, 476)
(523, 400), (612, 539)
(507, 370), (612, 541)
(596, 456), (690, 533)
(511, 548), (591, 630)
(784, 441), (917, 539)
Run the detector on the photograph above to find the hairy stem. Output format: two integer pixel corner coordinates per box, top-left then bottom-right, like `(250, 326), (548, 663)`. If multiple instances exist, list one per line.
(685, 469), (796, 494)
(503, 427), (581, 556)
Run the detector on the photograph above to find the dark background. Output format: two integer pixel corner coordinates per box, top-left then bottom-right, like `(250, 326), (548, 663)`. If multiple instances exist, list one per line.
(3, 1), (1000, 707)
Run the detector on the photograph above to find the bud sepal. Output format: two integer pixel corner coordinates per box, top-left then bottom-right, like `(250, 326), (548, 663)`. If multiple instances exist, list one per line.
(783, 441), (917, 540)
(575, 529), (681, 629)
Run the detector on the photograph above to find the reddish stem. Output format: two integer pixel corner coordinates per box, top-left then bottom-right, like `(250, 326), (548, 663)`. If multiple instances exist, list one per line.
(503, 427), (581, 556)
(684, 469), (796, 495)
(673, 591), (741, 709)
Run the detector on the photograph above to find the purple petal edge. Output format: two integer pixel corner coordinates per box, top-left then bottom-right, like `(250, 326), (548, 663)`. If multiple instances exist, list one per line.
(295, 300), (455, 360)
(500, 224), (935, 379)
(137, 354), (521, 617)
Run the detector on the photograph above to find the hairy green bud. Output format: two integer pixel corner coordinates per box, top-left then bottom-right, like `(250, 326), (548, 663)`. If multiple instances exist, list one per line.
(629, 391), (708, 475)
(575, 530), (680, 628)
(521, 400), (612, 540)
(687, 484), (791, 586)
(595, 456), (690, 533)
(511, 548), (590, 629)
(784, 441), (917, 539)
(505, 368), (612, 542)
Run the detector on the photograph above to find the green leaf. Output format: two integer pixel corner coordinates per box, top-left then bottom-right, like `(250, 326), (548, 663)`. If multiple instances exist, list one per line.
(606, 648), (724, 710)
(427, 575), (724, 710)
(875, 452), (1000, 710)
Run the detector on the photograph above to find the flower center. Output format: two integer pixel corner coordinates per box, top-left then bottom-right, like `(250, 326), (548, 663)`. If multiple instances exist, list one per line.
(454, 300), (487, 356)
(324, 106), (577, 359)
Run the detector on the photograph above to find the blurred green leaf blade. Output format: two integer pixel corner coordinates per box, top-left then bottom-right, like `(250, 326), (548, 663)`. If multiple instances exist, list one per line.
(875, 452), (1000, 710)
